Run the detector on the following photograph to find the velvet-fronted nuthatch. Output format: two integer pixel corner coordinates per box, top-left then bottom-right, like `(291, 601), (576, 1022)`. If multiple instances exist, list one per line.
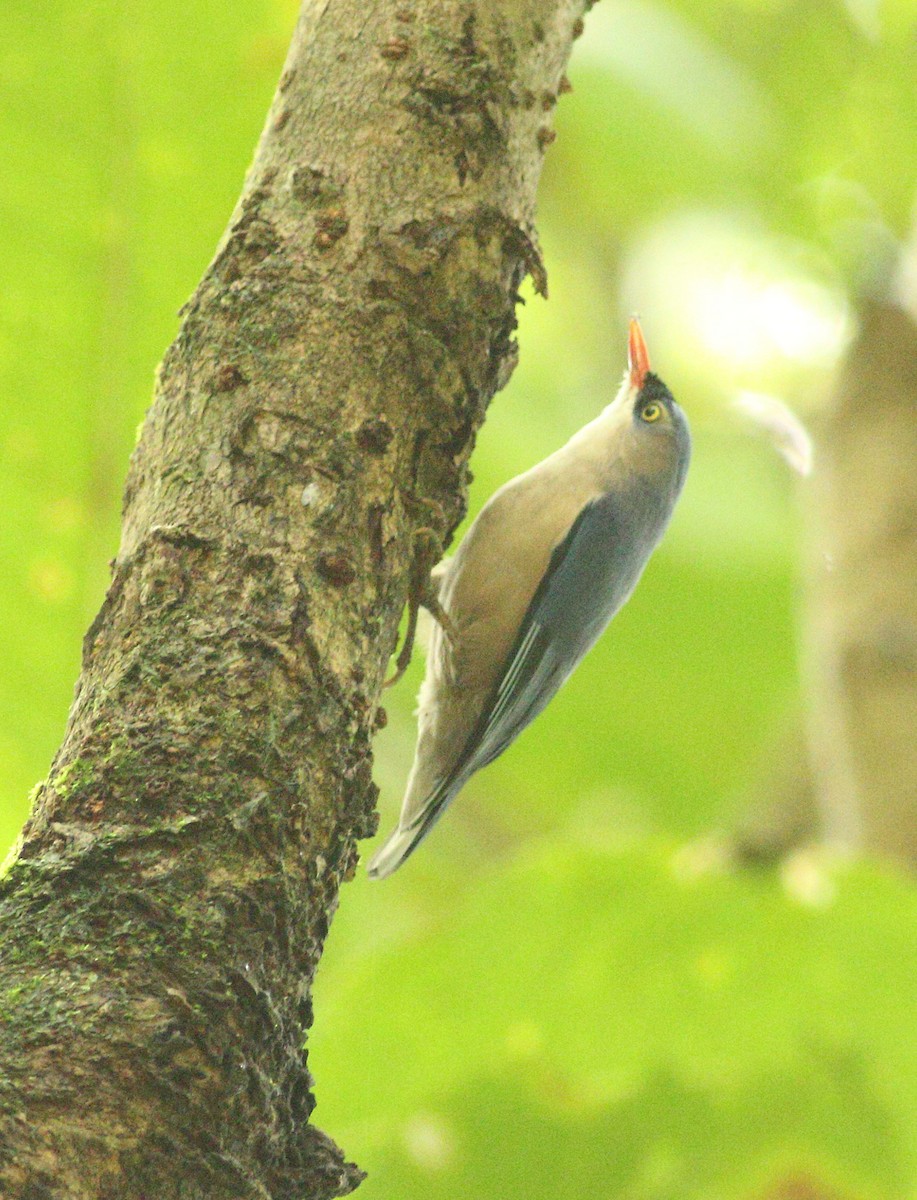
(368, 319), (690, 878)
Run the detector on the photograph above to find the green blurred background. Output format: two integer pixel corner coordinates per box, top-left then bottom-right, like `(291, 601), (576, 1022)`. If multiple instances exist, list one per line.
(1, 1), (915, 1197)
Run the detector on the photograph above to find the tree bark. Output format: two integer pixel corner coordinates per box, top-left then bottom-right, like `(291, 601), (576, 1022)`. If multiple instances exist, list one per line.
(0, 1), (586, 1194)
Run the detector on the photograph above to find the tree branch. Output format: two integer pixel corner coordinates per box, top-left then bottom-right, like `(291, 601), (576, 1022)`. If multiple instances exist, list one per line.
(0, 0), (587, 1195)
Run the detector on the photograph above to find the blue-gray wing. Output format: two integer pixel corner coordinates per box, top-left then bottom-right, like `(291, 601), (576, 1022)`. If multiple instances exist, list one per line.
(458, 493), (627, 778)
(462, 470), (677, 788)
(400, 530), (576, 845)
(397, 488), (659, 857)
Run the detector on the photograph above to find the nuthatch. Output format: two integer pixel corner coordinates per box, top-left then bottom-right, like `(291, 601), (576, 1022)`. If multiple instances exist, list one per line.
(368, 320), (690, 878)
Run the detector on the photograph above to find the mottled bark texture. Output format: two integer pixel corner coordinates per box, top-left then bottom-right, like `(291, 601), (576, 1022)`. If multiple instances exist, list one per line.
(736, 299), (917, 869)
(0, 1), (586, 1195)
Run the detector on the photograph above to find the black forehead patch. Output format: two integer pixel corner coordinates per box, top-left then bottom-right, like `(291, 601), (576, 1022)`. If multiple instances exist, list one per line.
(634, 374), (677, 422)
(637, 373), (675, 407)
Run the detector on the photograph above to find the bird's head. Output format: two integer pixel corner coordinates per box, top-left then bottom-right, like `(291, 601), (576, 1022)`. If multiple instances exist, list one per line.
(619, 318), (691, 493)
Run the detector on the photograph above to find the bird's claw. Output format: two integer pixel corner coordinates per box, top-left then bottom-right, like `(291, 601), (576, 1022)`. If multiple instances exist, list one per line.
(384, 526), (452, 688)
(384, 601), (420, 688)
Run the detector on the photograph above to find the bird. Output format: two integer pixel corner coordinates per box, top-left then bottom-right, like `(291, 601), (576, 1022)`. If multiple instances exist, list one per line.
(368, 318), (690, 878)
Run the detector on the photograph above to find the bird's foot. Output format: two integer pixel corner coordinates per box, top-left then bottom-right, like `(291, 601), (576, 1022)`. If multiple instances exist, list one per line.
(422, 590), (458, 643)
(384, 526), (452, 688)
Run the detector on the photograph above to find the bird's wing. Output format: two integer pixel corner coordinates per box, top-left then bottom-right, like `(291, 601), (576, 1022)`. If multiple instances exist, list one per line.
(460, 499), (600, 770)
(404, 497), (603, 834)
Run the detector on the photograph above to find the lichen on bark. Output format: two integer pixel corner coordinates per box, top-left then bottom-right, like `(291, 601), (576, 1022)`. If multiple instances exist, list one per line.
(0, 0), (588, 1195)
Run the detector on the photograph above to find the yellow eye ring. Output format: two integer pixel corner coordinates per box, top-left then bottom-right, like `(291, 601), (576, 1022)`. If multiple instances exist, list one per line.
(641, 401), (662, 423)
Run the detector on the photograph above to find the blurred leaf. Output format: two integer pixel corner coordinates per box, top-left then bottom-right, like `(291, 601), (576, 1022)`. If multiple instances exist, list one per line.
(552, 1), (917, 244)
(0, 0), (286, 847)
(313, 845), (917, 1198)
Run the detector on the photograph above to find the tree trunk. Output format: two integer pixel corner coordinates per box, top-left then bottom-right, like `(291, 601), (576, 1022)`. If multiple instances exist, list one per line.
(735, 297), (917, 870)
(0, 1), (586, 1194)
(804, 298), (917, 866)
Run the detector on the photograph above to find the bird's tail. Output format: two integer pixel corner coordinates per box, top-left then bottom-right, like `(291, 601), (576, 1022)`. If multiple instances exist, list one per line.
(366, 822), (424, 879)
(366, 777), (457, 879)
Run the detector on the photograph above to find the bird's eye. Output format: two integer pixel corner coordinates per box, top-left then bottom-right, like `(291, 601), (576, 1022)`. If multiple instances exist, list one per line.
(641, 401), (662, 423)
